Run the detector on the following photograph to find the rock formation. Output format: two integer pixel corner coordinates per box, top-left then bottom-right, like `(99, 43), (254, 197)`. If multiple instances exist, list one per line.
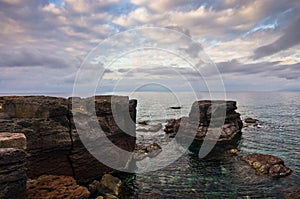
(241, 153), (292, 177)
(0, 148), (27, 199)
(164, 100), (243, 143)
(0, 95), (137, 182)
(26, 175), (90, 199)
(0, 132), (26, 149)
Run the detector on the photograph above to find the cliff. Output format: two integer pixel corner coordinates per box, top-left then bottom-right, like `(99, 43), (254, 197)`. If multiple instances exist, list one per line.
(0, 95), (137, 182)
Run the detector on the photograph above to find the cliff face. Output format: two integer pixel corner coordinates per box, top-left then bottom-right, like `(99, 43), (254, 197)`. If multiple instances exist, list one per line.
(0, 96), (137, 182)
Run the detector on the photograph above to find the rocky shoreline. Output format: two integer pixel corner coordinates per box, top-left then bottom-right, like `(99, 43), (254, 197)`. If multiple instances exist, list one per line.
(0, 96), (296, 198)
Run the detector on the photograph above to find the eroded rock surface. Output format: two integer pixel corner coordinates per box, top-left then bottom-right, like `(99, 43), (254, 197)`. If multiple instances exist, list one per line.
(0, 96), (137, 182)
(0, 148), (27, 199)
(164, 100), (243, 143)
(26, 175), (90, 199)
(241, 153), (292, 177)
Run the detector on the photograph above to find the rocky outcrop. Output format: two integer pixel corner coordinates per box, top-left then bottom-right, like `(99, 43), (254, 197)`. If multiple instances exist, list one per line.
(0, 148), (27, 199)
(164, 100), (243, 143)
(0, 95), (137, 182)
(26, 175), (90, 199)
(241, 153), (292, 177)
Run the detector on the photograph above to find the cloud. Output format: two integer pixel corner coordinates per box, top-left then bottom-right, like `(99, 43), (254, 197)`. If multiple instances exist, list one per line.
(217, 59), (300, 80)
(253, 17), (300, 59)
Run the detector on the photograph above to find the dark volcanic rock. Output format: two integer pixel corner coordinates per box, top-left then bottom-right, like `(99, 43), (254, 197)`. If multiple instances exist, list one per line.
(164, 100), (243, 143)
(241, 153), (292, 177)
(26, 175), (90, 199)
(0, 95), (137, 182)
(0, 148), (27, 199)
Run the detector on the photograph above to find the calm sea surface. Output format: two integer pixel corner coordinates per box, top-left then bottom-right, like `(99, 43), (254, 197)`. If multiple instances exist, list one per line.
(128, 92), (300, 198)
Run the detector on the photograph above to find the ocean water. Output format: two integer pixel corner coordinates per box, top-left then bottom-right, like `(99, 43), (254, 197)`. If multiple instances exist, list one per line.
(129, 92), (300, 198)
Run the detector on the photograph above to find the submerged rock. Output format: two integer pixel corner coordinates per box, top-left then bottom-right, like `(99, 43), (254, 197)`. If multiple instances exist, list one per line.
(26, 175), (90, 199)
(241, 153), (292, 177)
(244, 117), (258, 123)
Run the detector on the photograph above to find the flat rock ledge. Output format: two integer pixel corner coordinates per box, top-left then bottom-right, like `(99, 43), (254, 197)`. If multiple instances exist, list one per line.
(241, 153), (292, 177)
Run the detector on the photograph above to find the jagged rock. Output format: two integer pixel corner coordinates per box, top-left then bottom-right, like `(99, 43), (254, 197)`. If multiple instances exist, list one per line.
(0, 96), (137, 182)
(136, 123), (162, 132)
(244, 117), (258, 123)
(26, 175), (90, 199)
(164, 100), (243, 143)
(0, 148), (27, 199)
(241, 153), (292, 177)
(0, 132), (26, 149)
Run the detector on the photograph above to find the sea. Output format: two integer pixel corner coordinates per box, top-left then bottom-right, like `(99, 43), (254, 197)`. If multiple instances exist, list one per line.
(2, 91), (299, 198)
(128, 91), (300, 198)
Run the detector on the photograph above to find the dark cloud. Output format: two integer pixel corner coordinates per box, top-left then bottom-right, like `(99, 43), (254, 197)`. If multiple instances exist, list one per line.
(217, 59), (300, 80)
(252, 17), (300, 59)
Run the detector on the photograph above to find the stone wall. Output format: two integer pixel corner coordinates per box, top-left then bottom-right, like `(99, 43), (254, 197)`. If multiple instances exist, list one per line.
(0, 95), (137, 182)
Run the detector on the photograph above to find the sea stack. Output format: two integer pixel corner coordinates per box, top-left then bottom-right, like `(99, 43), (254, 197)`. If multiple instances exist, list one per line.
(164, 100), (243, 150)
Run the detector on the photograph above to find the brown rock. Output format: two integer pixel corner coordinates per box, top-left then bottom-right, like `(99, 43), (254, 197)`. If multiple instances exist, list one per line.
(26, 175), (90, 199)
(241, 153), (292, 177)
(100, 174), (122, 196)
(0, 132), (26, 149)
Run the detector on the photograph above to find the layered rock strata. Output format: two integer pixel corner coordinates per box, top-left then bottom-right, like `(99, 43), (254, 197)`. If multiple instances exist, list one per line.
(0, 95), (137, 182)
(0, 148), (27, 199)
(164, 100), (243, 142)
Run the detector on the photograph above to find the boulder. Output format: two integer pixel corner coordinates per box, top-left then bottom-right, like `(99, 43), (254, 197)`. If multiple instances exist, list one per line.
(241, 153), (292, 177)
(0, 148), (27, 199)
(26, 175), (90, 199)
(88, 174), (122, 197)
(0, 132), (26, 149)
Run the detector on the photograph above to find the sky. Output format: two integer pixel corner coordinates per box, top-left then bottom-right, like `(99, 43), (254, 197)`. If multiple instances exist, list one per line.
(0, 0), (300, 94)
